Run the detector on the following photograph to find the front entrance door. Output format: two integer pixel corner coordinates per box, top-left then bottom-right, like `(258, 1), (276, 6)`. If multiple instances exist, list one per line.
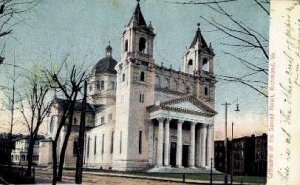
(182, 145), (189, 167)
(170, 142), (176, 167)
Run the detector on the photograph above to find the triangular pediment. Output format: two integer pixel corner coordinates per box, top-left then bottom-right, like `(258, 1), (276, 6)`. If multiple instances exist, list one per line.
(149, 95), (217, 116)
(165, 101), (206, 113)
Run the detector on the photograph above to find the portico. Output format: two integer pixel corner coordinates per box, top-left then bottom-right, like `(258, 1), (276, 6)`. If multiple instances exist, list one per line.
(147, 96), (217, 169)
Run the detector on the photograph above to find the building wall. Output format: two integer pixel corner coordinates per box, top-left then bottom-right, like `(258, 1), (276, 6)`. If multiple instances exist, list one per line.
(153, 65), (215, 109)
(89, 73), (116, 105)
(84, 105), (115, 169)
(113, 59), (155, 171)
(214, 134), (267, 176)
(38, 141), (52, 166)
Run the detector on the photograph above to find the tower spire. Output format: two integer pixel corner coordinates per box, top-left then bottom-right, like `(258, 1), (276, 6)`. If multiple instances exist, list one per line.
(127, 0), (146, 26)
(189, 23), (208, 49)
(106, 41), (112, 57)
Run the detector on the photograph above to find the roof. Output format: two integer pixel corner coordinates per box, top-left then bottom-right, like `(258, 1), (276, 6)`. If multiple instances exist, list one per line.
(189, 27), (209, 49)
(93, 56), (118, 75)
(147, 95), (217, 117)
(13, 135), (45, 142)
(189, 25), (214, 55)
(127, 1), (147, 27)
(53, 98), (103, 113)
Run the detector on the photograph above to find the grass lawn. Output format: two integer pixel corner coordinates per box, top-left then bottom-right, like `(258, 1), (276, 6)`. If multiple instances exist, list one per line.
(84, 168), (266, 184)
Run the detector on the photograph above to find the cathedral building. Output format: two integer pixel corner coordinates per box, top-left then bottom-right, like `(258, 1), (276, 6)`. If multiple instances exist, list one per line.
(39, 1), (217, 172)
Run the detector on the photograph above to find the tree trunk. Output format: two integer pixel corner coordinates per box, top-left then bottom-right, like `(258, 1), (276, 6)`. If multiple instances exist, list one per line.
(52, 141), (58, 185)
(57, 109), (74, 181)
(75, 81), (87, 184)
(26, 136), (35, 177)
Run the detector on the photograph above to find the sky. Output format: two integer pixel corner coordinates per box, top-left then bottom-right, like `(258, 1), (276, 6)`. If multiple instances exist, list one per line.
(0, 0), (268, 139)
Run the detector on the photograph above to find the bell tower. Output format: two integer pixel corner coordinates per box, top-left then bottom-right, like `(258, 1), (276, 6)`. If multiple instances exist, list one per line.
(121, 0), (155, 63)
(113, 0), (155, 171)
(183, 23), (215, 76)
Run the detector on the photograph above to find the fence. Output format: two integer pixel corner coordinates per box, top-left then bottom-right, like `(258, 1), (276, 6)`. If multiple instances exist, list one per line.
(0, 165), (35, 184)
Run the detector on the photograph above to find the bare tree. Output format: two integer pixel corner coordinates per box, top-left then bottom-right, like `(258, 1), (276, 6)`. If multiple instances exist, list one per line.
(167, 0), (269, 97)
(44, 55), (89, 184)
(18, 66), (51, 177)
(75, 80), (87, 184)
(0, 0), (39, 38)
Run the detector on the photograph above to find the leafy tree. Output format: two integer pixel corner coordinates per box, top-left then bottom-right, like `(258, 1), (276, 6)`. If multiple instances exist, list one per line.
(19, 66), (51, 177)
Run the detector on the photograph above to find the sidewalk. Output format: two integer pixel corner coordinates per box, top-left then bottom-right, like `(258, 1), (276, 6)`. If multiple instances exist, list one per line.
(36, 167), (263, 185)
(83, 170), (256, 185)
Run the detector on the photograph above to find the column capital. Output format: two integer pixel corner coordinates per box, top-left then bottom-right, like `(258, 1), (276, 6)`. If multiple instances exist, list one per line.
(200, 123), (208, 128)
(177, 120), (184, 125)
(191, 122), (197, 126)
(165, 118), (171, 124)
(207, 124), (213, 129)
(157, 117), (165, 123)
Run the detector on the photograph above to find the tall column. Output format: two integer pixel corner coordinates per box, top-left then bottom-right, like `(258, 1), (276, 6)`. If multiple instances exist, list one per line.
(176, 120), (184, 168)
(148, 119), (154, 166)
(164, 119), (170, 166)
(196, 127), (201, 167)
(189, 122), (196, 167)
(206, 124), (213, 167)
(156, 117), (164, 167)
(200, 123), (207, 167)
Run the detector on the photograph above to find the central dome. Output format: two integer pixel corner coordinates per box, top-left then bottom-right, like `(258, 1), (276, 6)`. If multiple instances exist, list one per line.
(92, 43), (118, 75)
(93, 56), (117, 75)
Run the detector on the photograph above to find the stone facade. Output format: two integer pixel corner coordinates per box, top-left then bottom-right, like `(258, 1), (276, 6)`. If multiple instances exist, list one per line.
(41, 1), (217, 172)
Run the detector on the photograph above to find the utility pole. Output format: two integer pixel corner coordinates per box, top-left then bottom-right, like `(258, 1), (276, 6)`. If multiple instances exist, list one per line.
(75, 81), (87, 184)
(222, 102), (230, 185)
(210, 158), (213, 185)
(231, 122), (234, 185)
(8, 53), (16, 168)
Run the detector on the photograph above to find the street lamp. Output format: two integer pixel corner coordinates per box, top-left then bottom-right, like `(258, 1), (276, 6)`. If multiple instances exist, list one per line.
(222, 100), (240, 185)
(231, 103), (240, 185)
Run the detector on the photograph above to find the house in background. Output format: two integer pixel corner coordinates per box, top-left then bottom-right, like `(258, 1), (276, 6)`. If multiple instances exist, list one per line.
(11, 135), (44, 165)
(254, 133), (267, 176)
(214, 133), (267, 176)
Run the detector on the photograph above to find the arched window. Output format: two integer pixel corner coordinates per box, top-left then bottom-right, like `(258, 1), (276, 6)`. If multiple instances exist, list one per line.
(139, 37), (147, 53)
(124, 40), (128, 52)
(73, 138), (78, 156)
(140, 71), (145, 81)
(174, 80), (179, 90)
(186, 86), (190, 93)
(155, 76), (160, 87)
(49, 116), (55, 133)
(87, 137), (90, 157)
(73, 117), (77, 125)
(202, 58), (209, 72)
(205, 87), (208, 96)
(188, 59), (193, 74)
(111, 81), (115, 90)
(100, 80), (104, 90)
(96, 81), (100, 90)
(122, 73), (125, 82)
